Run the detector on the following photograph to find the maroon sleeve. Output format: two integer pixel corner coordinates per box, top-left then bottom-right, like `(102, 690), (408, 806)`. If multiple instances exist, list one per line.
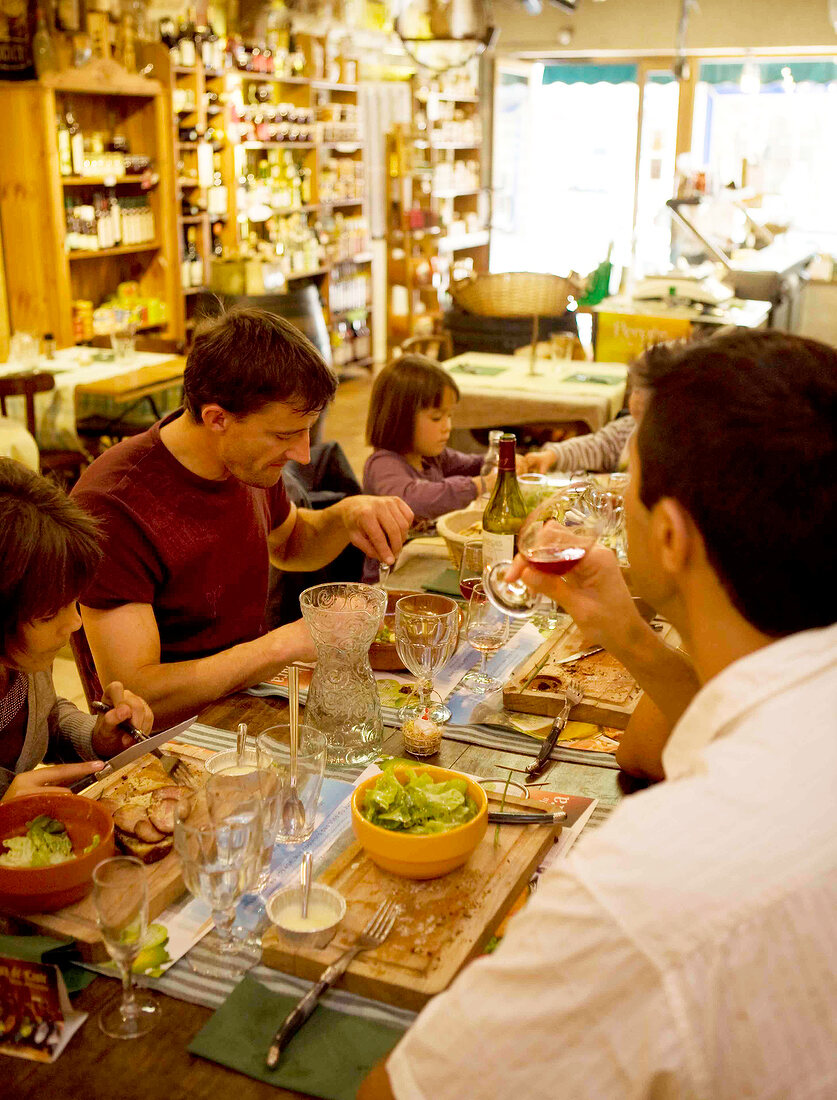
(268, 478), (292, 529)
(363, 450), (477, 521)
(72, 490), (164, 610)
(438, 448), (483, 478)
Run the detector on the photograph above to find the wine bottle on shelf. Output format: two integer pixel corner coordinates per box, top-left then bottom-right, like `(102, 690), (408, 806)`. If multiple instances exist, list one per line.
(187, 227), (203, 286)
(481, 433), (526, 569)
(32, 7), (57, 78)
(57, 114), (72, 176)
(178, 9), (197, 67)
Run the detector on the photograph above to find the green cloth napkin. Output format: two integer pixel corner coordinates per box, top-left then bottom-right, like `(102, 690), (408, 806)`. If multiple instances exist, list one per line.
(561, 371), (618, 385)
(422, 568), (463, 598)
(188, 974), (406, 1100)
(0, 933), (96, 994)
(447, 363), (506, 376)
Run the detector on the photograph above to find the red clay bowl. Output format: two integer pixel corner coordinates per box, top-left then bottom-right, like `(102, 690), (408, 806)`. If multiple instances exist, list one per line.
(0, 791), (115, 914)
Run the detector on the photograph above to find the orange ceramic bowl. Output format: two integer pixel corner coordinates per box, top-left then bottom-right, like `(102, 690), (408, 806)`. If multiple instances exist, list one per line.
(351, 764), (488, 880)
(0, 792), (115, 914)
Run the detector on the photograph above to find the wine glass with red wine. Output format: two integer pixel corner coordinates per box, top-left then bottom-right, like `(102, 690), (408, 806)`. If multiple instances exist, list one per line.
(458, 539), (483, 601)
(483, 486), (603, 619)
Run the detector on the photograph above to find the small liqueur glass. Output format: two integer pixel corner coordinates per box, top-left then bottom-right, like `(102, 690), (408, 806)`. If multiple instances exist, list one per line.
(92, 856), (161, 1039)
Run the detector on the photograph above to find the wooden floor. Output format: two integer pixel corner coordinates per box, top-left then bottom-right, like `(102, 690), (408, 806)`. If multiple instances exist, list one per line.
(53, 372), (378, 708)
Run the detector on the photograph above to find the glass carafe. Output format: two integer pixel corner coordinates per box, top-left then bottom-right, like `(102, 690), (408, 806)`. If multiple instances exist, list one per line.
(299, 583), (387, 767)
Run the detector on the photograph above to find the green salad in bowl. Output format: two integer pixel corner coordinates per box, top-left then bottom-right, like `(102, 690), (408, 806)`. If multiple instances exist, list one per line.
(361, 764), (479, 835)
(0, 815), (99, 869)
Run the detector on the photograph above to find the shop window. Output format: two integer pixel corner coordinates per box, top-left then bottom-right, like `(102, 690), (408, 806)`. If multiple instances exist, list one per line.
(492, 63), (678, 281)
(691, 60), (837, 254)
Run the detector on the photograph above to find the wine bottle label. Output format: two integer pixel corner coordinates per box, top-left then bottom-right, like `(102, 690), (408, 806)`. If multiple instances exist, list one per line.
(481, 530), (515, 568)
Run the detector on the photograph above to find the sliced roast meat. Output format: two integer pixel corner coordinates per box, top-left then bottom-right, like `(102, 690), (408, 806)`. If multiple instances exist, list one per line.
(148, 798), (177, 836)
(113, 804), (149, 837)
(151, 786), (183, 803)
(133, 817), (167, 844)
(150, 785), (195, 826)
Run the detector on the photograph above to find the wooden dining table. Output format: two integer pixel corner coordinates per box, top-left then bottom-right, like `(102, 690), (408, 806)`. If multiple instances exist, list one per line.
(4, 691), (639, 1099)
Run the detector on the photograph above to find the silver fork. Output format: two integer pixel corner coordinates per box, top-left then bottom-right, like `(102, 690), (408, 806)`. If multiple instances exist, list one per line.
(131, 725), (198, 790)
(266, 898), (398, 1068)
(525, 676), (584, 782)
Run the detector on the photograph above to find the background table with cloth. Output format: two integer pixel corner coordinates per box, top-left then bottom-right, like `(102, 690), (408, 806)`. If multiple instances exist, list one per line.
(441, 352), (628, 434)
(0, 348), (185, 452)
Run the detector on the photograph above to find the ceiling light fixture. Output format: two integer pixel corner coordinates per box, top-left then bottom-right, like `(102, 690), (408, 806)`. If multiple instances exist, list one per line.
(395, 0), (498, 73)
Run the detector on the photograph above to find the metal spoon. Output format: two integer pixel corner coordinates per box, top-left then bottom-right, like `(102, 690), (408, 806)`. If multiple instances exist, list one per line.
(236, 722), (248, 768)
(300, 852), (312, 919)
(282, 665), (306, 837)
(378, 560), (391, 587)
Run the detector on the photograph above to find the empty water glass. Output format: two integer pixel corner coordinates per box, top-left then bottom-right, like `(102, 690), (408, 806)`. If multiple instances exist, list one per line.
(206, 767), (282, 888)
(256, 725), (327, 844)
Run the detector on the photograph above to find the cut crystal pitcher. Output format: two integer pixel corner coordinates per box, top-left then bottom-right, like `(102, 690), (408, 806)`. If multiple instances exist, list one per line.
(299, 583), (387, 767)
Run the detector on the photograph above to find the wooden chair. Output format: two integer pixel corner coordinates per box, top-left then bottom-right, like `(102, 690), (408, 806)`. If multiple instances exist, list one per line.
(0, 372), (88, 487)
(400, 332), (453, 362)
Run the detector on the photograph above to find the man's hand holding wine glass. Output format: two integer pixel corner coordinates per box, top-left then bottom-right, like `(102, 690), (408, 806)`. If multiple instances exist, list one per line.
(505, 541), (645, 654)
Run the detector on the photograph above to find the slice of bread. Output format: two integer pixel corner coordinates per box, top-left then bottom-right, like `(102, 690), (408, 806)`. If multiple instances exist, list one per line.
(115, 830), (175, 864)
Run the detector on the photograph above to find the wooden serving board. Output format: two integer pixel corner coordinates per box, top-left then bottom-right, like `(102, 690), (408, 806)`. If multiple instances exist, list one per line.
(13, 743), (212, 959)
(503, 618), (679, 729)
(261, 793), (558, 1011)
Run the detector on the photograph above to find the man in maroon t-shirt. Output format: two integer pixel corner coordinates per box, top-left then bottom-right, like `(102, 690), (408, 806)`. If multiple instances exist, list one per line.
(72, 308), (412, 727)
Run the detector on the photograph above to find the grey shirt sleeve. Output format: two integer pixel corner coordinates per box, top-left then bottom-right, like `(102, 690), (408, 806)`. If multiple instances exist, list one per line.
(0, 671), (98, 796)
(544, 416), (635, 473)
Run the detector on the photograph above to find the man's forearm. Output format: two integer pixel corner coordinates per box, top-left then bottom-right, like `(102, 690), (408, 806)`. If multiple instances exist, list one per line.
(608, 619), (700, 729)
(270, 503), (350, 571)
(93, 628), (298, 729)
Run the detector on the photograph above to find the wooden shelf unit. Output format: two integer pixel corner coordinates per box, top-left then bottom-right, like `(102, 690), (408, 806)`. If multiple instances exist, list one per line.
(386, 66), (490, 353)
(216, 65), (372, 373)
(0, 65), (179, 348)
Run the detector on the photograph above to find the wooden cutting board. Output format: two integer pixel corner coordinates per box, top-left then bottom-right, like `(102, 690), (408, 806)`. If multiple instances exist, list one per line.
(503, 618), (679, 729)
(12, 743), (212, 959)
(261, 793), (558, 1011)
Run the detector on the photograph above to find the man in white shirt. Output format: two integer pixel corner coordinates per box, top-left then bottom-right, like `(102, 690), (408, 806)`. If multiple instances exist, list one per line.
(360, 330), (837, 1100)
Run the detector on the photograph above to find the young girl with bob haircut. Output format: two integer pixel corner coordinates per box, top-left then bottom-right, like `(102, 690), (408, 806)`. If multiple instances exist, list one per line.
(0, 458), (153, 802)
(363, 354), (491, 519)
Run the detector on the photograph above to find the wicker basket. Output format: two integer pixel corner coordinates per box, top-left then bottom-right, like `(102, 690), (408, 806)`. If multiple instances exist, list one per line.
(449, 272), (577, 319)
(436, 508), (484, 569)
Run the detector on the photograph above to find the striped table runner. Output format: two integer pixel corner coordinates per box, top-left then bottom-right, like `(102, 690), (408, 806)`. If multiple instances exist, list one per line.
(246, 685), (620, 771)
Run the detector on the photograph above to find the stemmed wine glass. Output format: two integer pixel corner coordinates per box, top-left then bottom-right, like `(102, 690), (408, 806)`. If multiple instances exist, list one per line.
(461, 582), (510, 694)
(585, 482), (628, 565)
(173, 816), (263, 978)
(92, 856), (161, 1039)
(395, 594), (460, 723)
(483, 484), (604, 618)
(457, 538), (483, 601)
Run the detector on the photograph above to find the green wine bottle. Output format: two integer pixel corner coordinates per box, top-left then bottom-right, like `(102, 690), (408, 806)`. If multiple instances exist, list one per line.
(482, 433), (526, 568)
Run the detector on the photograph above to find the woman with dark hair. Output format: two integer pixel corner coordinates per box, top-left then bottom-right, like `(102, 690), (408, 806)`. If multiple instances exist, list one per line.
(0, 458), (153, 802)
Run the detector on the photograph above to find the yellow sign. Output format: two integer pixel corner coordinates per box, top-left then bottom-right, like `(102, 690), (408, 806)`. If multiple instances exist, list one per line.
(595, 312), (692, 364)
